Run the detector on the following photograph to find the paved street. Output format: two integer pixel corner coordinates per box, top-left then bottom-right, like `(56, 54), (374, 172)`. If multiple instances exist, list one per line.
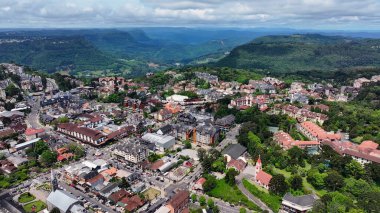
(236, 174), (273, 213)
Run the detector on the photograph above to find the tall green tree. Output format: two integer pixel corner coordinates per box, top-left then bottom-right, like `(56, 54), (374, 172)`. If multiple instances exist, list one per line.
(324, 170), (345, 191)
(290, 175), (303, 191)
(269, 174), (289, 196)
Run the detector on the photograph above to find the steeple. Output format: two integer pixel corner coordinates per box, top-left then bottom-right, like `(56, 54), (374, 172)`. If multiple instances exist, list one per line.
(255, 155), (262, 179)
(51, 169), (58, 192)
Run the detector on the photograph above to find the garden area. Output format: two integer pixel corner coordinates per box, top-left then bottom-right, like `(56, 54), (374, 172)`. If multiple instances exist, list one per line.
(242, 179), (281, 212)
(18, 192), (35, 203)
(23, 200), (46, 213)
(206, 179), (261, 212)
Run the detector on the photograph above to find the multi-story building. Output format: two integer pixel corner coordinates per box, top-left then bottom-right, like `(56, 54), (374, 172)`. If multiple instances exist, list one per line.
(273, 131), (320, 151)
(113, 140), (149, 164)
(296, 121), (341, 143)
(193, 124), (220, 145)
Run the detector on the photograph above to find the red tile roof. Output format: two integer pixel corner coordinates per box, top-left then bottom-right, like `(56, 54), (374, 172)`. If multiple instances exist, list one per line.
(25, 128), (45, 136)
(256, 170), (272, 186)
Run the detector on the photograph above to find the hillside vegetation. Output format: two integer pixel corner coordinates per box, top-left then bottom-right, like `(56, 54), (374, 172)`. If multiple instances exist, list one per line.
(216, 34), (380, 73)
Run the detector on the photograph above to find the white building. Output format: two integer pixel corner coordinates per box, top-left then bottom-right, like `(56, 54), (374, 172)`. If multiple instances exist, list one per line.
(142, 133), (175, 151)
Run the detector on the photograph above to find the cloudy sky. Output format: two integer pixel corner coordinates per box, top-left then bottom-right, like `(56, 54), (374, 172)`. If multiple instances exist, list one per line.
(0, 0), (379, 30)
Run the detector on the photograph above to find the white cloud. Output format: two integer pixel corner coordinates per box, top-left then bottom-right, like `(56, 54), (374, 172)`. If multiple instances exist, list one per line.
(0, 0), (379, 29)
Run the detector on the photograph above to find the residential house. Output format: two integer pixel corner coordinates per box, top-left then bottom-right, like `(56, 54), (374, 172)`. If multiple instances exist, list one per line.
(166, 190), (190, 213)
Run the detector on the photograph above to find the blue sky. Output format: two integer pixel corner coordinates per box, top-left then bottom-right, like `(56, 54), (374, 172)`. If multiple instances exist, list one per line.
(0, 0), (379, 30)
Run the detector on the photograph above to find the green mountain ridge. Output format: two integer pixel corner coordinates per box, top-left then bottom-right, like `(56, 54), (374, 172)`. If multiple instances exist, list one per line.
(215, 34), (380, 73)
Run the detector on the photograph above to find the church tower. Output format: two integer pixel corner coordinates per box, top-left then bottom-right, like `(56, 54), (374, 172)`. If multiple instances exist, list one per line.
(254, 155), (262, 180)
(51, 170), (58, 192)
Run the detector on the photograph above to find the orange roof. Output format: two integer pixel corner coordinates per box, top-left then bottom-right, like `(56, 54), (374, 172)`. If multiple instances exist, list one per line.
(256, 170), (272, 186)
(300, 121), (341, 141)
(359, 140), (379, 150)
(25, 128), (45, 136)
(195, 177), (206, 185)
(101, 167), (117, 176)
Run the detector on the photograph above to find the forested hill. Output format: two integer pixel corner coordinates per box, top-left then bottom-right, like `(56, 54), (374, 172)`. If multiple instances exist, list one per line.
(215, 34), (380, 73)
(0, 35), (119, 73)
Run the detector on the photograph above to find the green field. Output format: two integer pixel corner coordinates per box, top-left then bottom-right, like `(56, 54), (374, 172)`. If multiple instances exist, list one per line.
(23, 200), (46, 213)
(18, 193), (35, 203)
(207, 179), (261, 212)
(242, 179), (281, 212)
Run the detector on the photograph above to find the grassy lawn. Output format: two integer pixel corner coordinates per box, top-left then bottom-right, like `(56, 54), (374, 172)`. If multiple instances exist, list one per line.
(18, 192), (35, 203)
(242, 179), (281, 212)
(142, 187), (161, 201)
(23, 200), (46, 213)
(207, 179), (261, 212)
(272, 165), (327, 197)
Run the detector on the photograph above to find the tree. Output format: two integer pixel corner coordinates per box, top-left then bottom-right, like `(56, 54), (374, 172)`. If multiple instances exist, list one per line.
(324, 170), (345, 191)
(358, 191), (380, 213)
(345, 161), (365, 179)
(120, 177), (130, 189)
(40, 150), (57, 166)
(207, 198), (215, 209)
(343, 178), (372, 198)
(365, 163), (380, 184)
(288, 146), (305, 166)
(307, 168), (327, 189)
(5, 84), (20, 97)
(269, 174), (288, 196)
(211, 205), (220, 213)
(191, 194), (197, 203)
(26, 140), (49, 158)
(225, 168), (238, 186)
(50, 207), (60, 213)
(211, 160), (225, 173)
(184, 141), (192, 149)
(199, 196), (206, 206)
(203, 176), (217, 192)
(197, 148), (207, 162)
(290, 175), (303, 191)
(239, 208), (247, 213)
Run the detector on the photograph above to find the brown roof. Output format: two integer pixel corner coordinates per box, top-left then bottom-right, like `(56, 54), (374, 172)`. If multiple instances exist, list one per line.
(168, 190), (189, 210)
(58, 123), (105, 141)
(109, 189), (131, 203)
(150, 160), (165, 170)
(87, 174), (104, 184)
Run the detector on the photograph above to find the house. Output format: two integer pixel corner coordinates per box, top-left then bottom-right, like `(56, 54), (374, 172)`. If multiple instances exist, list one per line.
(46, 190), (85, 213)
(215, 115), (235, 131)
(254, 156), (272, 190)
(118, 195), (145, 212)
(193, 177), (206, 191)
(166, 190), (190, 213)
(222, 144), (247, 162)
(86, 174), (105, 188)
(281, 193), (318, 213)
(155, 108), (174, 121)
(227, 158), (247, 172)
(108, 189), (131, 204)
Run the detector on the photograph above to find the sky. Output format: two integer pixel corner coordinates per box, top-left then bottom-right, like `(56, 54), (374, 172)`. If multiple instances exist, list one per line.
(0, 0), (380, 30)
